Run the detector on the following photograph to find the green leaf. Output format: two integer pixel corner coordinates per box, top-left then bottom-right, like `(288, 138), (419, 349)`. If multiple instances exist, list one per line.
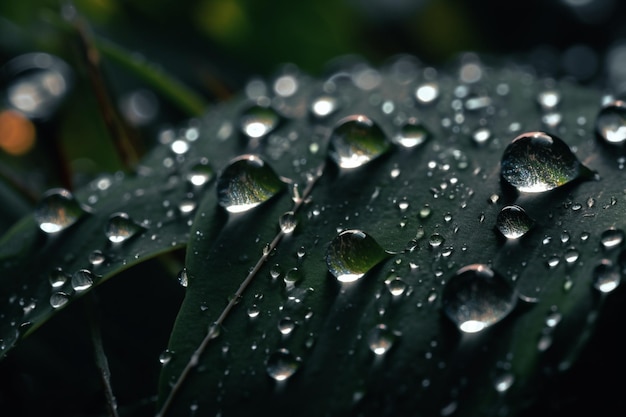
(157, 55), (625, 416)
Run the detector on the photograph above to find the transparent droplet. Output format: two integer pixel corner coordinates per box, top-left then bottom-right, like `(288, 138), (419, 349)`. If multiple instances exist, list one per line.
(595, 100), (626, 145)
(49, 267), (68, 288)
(393, 119), (430, 148)
(71, 269), (94, 291)
(310, 95), (339, 117)
(537, 90), (560, 111)
(428, 233), (445, 248)
(159, 349), (173, 365)
(279, 211), (297, 234)
(367, 324), (396, 355)
(600, 228), (624, 250)
(178, 268), (189, 287)
(564, 247), (580, 264)
(34, 188), (86, 233)
(496, 205), (533, 239)
(278, 317), (296, 335)
(494, 373), (515, 393)
(187, 160), (214, 186)
(472, 127), (491, 146)
(105, 212), (144, 243)
(247, 304), (260, 318)
(49, 292), (69, 309)
(500, 131), (595, 193)
(240, 104), (280, 138)
(415, 82), (439, 104)
(592, 259), (621, 293)
(386, 277), (407, 296)
(325, 229), (390, 283)
(88, 250), (106, 266)
(284, 268), (303, 286)
(266, 348), (300, 381)
(442, 264), (517, 333)
(328, 115), (391, 169)
(217, 155), (285, 213)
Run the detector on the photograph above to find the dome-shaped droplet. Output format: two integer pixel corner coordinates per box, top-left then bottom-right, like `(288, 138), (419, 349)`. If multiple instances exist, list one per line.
(72, 269), (94, 291)
(159, 349), (173, 365)
(310, 95), (339, 118)
(240, 104), (280, 138)
(186, 160), (214, 186)
(34, 188), (86, 233)
(325, 230), (390, 283)
(393, 119), (430, 148)
(105, 212), (144, 243)
(367, 323), (397, 355)
(595, 100), (626, 145)
(266, 348), (300, 381)
(600, 227), (624, 250)
(217, 154), (285, 213)
(49, 292), (69, 309)
(500, 131), (594, 193)
(442, 264), (517, 333)
(279, 211), (297, 234)
(177, 268), (189, 287)
(328, 115), (391, 169)
(592, 259), (621, 293)
(496, 205), (534, 239)
(49, 267), (68, 288)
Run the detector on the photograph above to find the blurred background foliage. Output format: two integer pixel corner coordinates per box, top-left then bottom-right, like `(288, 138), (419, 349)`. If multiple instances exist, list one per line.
(1, 0), (626, 416)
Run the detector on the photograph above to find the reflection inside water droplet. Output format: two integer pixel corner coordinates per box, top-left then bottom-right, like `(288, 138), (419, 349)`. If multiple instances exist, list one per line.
(328, 115), (391, 169)
(442, 264), (517, 333)
(240, 104), (280, 138)
(187, 160), (214, 186)
(393, 118), (430, 148)
(325, 229), (389, 283)
(217, 154), (285, 213)
(595, 100), (626, 145)
(500, 131), (594, 193)
(367, 323), (397, 355)
(266, 348), (300, 381)
(279, 211), (297, 233)
(496, 205), (533, 239)
(34, 188), (86, 233)
(72, 269), (94, 291)
(592, 259), (621, 293)
(49, 292), (69, 309)
(105, 212), (144, 243)
(600, 227), (624, 250)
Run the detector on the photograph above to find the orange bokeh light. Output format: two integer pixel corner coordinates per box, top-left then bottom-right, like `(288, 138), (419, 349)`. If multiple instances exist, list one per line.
(0, 109), (36, 155)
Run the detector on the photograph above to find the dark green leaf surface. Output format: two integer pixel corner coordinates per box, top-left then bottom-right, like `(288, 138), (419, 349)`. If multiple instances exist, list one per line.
(157, 56), (625, 416)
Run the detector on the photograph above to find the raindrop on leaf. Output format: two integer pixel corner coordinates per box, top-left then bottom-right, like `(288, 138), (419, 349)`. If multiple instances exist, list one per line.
(496, 205), (534, 239)
(34, 188), (86, 233)
(592, 259), (621, 293)
(240, 104), (280, 138)
(325, 229), (390, 283)
(328, 115), (391, 169)
(393, 118), (431, 148)
(500, 131), (595, 193)
(266, 348), (301, 381)
(71, 269), (94, 292)
(105, 212), (144, 243)
(217, 155), (285, 213)
(367, 323), (397, 355)
(595, 100), (626, 145)
(442, 264), (517, 333)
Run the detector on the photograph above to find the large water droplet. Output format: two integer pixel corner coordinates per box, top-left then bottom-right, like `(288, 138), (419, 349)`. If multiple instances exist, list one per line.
(500, 131), (594, 193)
(105, 212), (144, 243)
(393, 118), (430, 148)
(72, 269), (94, 291)
(49, 292), (69, 309)
(328, 115), (391, 169)
(279, 211), (297, 234)
(325, 230), (390, 283)
(442, 264), (517, 333)
(217, 155), (285, 213)
(595, 100), (626, 145)
(367, 323), (397, 355)
(600, 227), (624, 250)
(592, 259), (621, 293)
(266, 348), (300, 381)
(34, 188), (86, 233)
(496, 205), (534, 239)
(240, 104), (280, 138)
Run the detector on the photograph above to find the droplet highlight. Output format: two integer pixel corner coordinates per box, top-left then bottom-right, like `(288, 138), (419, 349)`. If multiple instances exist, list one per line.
(325, 229), (390, 283)
(393, 118), (430, 148)
(266, 348), (300, 381)
(595, 100), (626, 145)
(328, 115), (391, 169)
(105, 212), (144, 243)
(240, 104), (280, 138)
(34, 188), (86, 233)
(496, 205), (534, 239)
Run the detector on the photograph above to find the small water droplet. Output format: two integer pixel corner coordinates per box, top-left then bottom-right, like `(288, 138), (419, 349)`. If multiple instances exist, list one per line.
(367, 324), (397, 355)
(178, 268), (189, 287)
(71, 269), (94, 291)
(310, 95), (339, 117)
(325, 229), (390, 283)
(385, 277), (407, 296)
(266, 348), (300, 381)
(328, 115), (391, 169)
(217, 154), (285, 213)
(187, 160), (214, 186)
(564, 247), (580, 264)
(494, 373), (515, 393)
(500, 131), (594, 193)
(105, 212), (144, 243)
(415, 82), (439, 104)
(34, 188), (86, 233)
(472, 127), (491, 146)
(496, 205), (533, 239)
(600, 228), (624, 250)
(240, 104), (280, 138)
(429, 233), (445, 248)
(278, 317), (296, 335)
(279, 211), (297, 233)
(159, 349), (173, 365)
(49, 292), (69, 309)
(247, 304), (260, 318)
(593, 259), (621, 293)
(442, 264), (517, 333)
(49, 267), (68, 288)
(88, 250), (106, 266)
(393, 118), (430, 148)
(595, 100), (626, 145)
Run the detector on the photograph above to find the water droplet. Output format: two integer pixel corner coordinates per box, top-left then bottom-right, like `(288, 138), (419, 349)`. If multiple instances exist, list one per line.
(105, 212), (144, 243)
(494, 373), (515, 393)
(500, 131), (594, 193)
(71, 269), (94, 291)
(496, 205), (534, 239)
(279, 211), (297, 234)
(415, 82), (439, 104)
(325, 229), (390, 283)
(367, 324), (397, 355)
(284, 268), (304, 286)
(442, 264), (517, 333)
(49, 292), (69, 309)
(187, 160), (214, 186)
(178, 268), (189, 287)
(310, 95), (339, 118)
(537, 90), (560, 111)
(385, 277), (407, 296)
(393, 118), (430, 148)
(600, 227), (624, 250)
(593, 259), (621, 293)
(472, 127), (491, 146)
(159, 349), (173, 365)
(240, 104), (280, 138)
(428, 233), (445, 248)
(564, 247), (580, 264)
(88, 250), (106, 266)
(34, 188), (86, 233)
(217, 155), (285, 213)
(266, 348), (300, 381)
(328, 115), (391, 169)
(278, 317), (296, 335)
(595, 100), (626, 145)
(247, 304), (260, 318)
(49, 267), (68, 288)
